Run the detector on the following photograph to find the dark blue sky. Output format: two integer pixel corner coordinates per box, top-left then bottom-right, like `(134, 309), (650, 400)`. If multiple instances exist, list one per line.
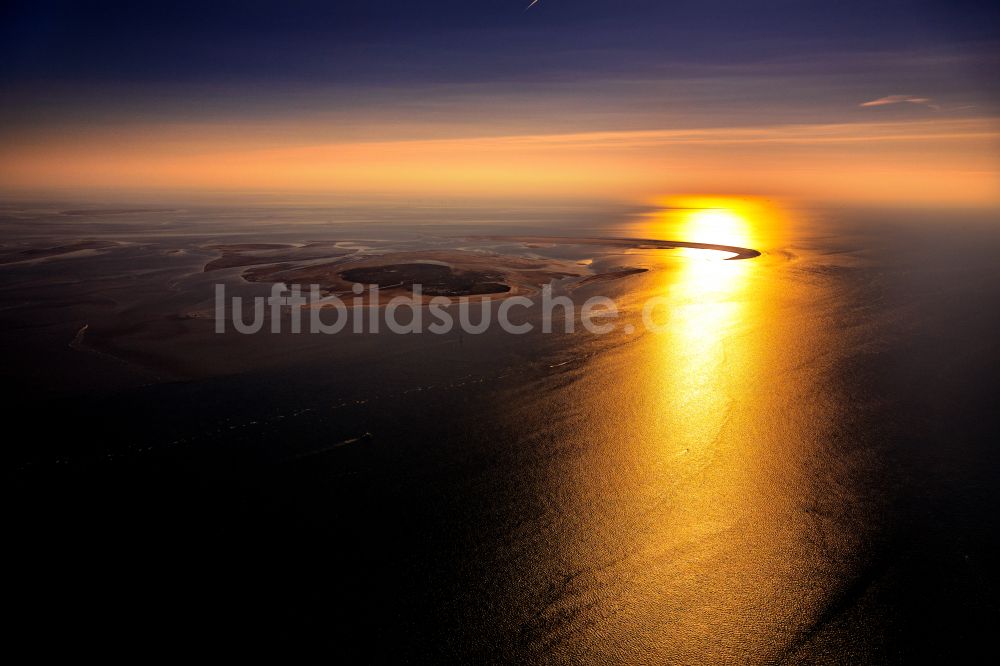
(1, 0), (997, 137)
(2, 1), (998, 87)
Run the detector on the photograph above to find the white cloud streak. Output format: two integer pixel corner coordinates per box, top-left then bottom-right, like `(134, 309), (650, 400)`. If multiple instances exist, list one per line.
(860, 95), (939, 110)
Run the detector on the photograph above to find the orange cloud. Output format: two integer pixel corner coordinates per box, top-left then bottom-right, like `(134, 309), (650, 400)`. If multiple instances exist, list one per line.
(1, 117), (998, 206)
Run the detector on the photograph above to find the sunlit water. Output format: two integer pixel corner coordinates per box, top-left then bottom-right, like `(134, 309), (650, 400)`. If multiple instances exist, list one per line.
(3, 200), (999, 662)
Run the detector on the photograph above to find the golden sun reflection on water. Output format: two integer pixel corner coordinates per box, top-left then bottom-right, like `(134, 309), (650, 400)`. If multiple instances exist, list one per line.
(537, 197), (866, 662)
(634, 197), (767, 494)
(630, 197), (770, 421)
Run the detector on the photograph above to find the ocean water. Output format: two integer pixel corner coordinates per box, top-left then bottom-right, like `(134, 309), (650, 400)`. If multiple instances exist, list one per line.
(4, 200), (1000, 662)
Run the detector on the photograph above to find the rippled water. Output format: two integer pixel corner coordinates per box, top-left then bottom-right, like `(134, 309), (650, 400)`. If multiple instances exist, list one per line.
(4, 201), (999, 662)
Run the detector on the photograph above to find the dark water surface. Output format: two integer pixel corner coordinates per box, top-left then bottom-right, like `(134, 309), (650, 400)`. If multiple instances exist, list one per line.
(4, 201), (1000, 662)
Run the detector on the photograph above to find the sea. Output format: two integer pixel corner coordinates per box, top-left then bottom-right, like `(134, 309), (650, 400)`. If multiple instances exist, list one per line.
(3, 198), (999, 662)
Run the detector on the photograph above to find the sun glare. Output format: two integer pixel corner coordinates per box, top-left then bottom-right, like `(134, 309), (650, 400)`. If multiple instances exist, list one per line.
(633, 195), (785, 259)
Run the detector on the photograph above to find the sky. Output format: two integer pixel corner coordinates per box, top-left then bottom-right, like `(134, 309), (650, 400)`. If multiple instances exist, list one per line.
(1, 0), (999, 205)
